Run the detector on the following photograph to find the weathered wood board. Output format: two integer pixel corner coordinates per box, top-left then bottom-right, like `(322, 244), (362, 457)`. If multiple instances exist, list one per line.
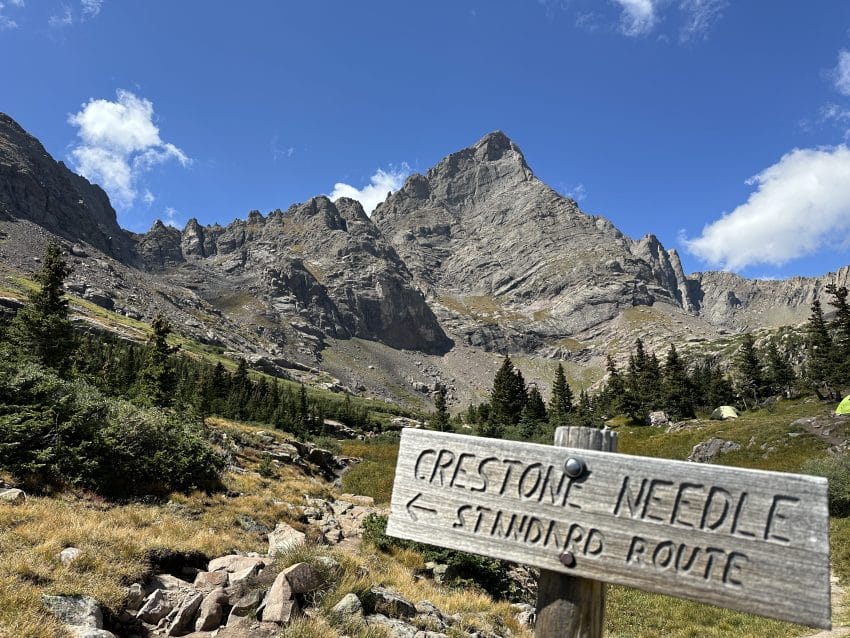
(386, 429), (831, 629)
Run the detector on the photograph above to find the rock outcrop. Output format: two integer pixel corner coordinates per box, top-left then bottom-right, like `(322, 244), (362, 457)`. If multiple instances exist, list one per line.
(0, 113), (138, 265)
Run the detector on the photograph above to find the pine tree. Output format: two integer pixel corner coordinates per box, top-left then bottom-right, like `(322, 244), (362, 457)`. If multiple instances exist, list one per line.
(764, 340), (796, 397)
(430, 385), (452, 432)
(136, 313), (178, 407)
(489, 356), (527, 428)
(662, 344), (695, 420)
(8, 240), (74, 369)
(735, 333), (764, 408)
(805, 299), (837, 399)
(520, 385), (548, 439)
(548, 363), (573, 427)
(827, 284), (850, 382)
(603, 355), (625, 416)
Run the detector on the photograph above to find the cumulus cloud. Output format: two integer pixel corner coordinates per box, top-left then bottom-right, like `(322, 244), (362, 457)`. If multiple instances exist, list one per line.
(678, 0), (726, 42)
(613, 0), (657, 36)
(833, 50), (850, 96)
(329, 164), (410, 215)
(684, 146), (850, 271)
(67, 89), (189, 209)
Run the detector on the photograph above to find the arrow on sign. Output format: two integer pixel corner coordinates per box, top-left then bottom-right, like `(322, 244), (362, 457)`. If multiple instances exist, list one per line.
(406, 493), (438, 522)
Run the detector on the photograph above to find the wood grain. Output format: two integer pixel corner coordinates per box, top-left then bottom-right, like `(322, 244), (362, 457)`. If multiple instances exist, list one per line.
(385, 428), (831, 629)
(535, 426), (616, 638)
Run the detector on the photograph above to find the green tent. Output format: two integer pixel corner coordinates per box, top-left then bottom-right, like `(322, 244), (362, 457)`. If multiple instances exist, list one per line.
(710, 405), (739, 420)
(837, 396), (850, 416)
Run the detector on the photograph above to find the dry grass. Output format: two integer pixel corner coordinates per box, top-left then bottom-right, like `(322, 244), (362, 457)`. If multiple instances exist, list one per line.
(0, 419), (329, 637)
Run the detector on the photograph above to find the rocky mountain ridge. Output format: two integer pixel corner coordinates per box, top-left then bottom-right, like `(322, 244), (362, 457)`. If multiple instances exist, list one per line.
(2, 112), (848, 405)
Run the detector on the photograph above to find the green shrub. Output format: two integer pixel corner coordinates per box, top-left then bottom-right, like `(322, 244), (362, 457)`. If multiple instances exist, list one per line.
(0, 357), (223, 497)
(802, 453), (850, 516)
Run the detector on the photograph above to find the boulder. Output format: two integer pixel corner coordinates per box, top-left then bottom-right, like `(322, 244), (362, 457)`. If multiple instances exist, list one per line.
(362, 586), (416, 619)
(331, 593), (363, 617)
(365, 614), (419, 638)
(261, 571), (294, 624)
(0, 488), (26, 504)
(282, 562), (323, 594)
(69, 629), (116, 638)
(688, 437), (742, 463)
(137, 589), (172, 624)
(227, 590), (263, 625)
(42, 595), (103, 629)
(167, 591), (203, 636)
(647, 411), (669, 426)
(194, 570), (229, 589)
(512, 602), (536, 628)
(268, 522), (306, 556)
(195, 587), (229, 632)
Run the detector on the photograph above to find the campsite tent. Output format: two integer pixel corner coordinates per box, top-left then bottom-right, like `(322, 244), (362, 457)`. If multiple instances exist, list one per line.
(837, 396), (850, 416)
(710, 405), (739, 420)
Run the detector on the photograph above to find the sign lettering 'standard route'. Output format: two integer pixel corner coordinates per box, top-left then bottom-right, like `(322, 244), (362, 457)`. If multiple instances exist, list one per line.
(386, 429), (831, 629)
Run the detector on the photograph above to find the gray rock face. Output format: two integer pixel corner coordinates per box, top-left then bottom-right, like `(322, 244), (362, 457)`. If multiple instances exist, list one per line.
(134, 197), (453, 355)
(0, 113), (138, 264)
(371, 132), (700, 351)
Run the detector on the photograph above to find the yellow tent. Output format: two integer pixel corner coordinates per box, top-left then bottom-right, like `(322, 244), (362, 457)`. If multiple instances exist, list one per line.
(837, 396), (850, 416)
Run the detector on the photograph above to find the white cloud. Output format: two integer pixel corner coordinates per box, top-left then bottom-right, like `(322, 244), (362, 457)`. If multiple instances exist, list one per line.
(163, 206), (182, 228)
(560, 182), (587, 201)
(142, 190), (155, 206)
(80, 0), (102, 17)
(832, 50), (850, 96)
(49, 6), (73, 27)
(613, 0), (657, 36)
(678, 0), (726, 42)
(8, 0), (24, 6)
(329, 164), (410, 215)
(68, 89), (189, 209)
(684, 145), (850, 270)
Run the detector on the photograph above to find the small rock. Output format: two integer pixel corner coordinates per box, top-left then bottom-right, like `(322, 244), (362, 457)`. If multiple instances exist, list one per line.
(268, 522), (306, 556)
(69, 628), (116, 638)
(365, 614), (419, 638)
(512, 602), (536, 628)
(58, 547), (82, 565)
(229, 562), (262, 585)
(228, 590), (263, 625)
(147, 573), (193, 592)
(332, 593), (363, 617)
(647, 411), (669, 426)
(0, 488), (26, 504)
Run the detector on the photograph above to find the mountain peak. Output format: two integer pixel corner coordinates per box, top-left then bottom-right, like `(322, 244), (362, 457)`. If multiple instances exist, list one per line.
(470, 130), (528, 167)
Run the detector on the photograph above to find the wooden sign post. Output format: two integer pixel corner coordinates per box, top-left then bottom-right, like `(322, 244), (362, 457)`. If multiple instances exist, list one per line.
(386, 427), (831, 634)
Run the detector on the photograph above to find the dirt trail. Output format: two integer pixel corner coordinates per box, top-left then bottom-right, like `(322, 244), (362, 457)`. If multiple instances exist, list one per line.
(809, 575), (849, 637)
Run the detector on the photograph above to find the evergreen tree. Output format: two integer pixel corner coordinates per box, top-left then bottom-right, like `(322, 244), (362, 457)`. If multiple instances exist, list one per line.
(520, 385), (548, 439)
(603, 355), (625, 416)
(548, 363), (574, 427)
(735, 333), (764, 407)
(8, 240), (74, 369)
(764, 341), (796, 397)
(430, 385), (452, 432)
(489, 356), (527, 429)
(827, 284), (850, 382)
(136, 314), (178, 407)
(662, 344), (695, 420)
(805, 299), (838, 399)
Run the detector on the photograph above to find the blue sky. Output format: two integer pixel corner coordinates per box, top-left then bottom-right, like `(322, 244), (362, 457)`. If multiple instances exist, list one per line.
(2, 1), (850, 279)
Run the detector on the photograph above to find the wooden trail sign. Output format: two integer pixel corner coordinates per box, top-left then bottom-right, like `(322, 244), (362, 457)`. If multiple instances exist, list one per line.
(386, 428), (831, 629)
